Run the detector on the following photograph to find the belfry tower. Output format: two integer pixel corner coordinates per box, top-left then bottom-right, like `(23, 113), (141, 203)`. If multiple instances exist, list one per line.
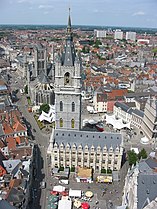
(55, 9), (82, 130)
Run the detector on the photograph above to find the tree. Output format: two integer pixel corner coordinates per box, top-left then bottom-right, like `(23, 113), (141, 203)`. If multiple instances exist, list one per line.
(39, 104), (50, 114)
(127, 150), (138, 166)
(138, 148), (147, 160)
(24, 85), (28, 94)
(152, 48), (157, 59)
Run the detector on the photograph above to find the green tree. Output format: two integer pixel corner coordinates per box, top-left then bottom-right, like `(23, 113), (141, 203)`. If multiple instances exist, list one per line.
(24, 85), (28, 94)
(39, 104), (50, 114)
(138, 148), (147, 160)
(127, 150), (138, 166)
(152, 48), (157, 59)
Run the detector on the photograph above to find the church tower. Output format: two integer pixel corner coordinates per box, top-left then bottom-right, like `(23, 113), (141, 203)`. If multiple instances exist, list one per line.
(55, 9), (82, 130)
(34, 44), (47, 77)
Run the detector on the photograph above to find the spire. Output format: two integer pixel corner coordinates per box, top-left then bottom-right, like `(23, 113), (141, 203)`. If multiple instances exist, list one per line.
(67, 7), (72, 34)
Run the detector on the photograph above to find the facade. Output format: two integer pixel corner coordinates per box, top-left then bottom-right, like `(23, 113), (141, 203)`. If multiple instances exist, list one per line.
(93, 86), (127, 113)
(48, 11), (124, 173)
(142, 97), (157, 142)
(51, 129), (123, 173)
(122, 157), (157, 209)
(27, 44), (55, 106)
(94, 30), (107, 38)
(114, 102), (144, 128)
(126, 32), (136, 42)
(114, 30), (123, 40)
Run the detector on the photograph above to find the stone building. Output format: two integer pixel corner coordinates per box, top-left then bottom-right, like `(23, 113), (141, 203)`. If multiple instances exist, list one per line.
(48, 10), (123, 173)
(50, 129), (123, 173)
(142, 97), (157, 142)
(27, 44), (55, 105)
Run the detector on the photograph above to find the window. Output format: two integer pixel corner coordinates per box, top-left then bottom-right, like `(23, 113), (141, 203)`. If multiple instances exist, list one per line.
(64, 72), (70, 85)
(60, 101), (63, 111)
(60, 118), (63, 128)
(72, 102), (75, 112)
(71, 119), (75, 128)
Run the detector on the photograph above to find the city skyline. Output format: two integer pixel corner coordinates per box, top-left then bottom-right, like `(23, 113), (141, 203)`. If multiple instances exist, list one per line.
(0, 0), (157, 28)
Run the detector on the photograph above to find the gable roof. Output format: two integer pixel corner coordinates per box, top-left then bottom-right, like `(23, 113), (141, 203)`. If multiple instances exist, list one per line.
(54, 129), (122, 150)
(13, 121), (26, 132)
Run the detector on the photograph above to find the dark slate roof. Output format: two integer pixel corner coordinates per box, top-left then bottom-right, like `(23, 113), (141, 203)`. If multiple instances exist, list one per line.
(62, 39), (76, 66)
(137, 173), (157, 209)
(132, 109), (144, 118)
(114, 102), (131, 113)
(7, 187), (24, 204)
(0, 200), (16, 209)
(38, 71), (49, 84)
(35, 43), (45, 50)
(54, 129), (122, 150)
(145, 158), (157, 170)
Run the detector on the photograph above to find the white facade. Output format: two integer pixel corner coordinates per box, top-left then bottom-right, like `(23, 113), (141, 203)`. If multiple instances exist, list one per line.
(51, 137), (123, 173)
(114, 30), (123, 40)
(95, 30), (107, 38)
(126, 32), (136, 42)
(122, 167), (139, 209)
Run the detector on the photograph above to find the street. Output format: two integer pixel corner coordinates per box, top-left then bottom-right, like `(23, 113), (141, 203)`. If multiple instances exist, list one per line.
(9, 70), (51, 209)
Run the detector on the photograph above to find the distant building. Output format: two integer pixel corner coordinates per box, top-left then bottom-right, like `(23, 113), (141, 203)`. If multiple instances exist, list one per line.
(94, 30), (106, 38)
(126, 32), (136, 41)
(114, 29), (123, 40)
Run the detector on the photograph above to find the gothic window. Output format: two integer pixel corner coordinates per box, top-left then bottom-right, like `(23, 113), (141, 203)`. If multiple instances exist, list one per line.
(60, 101), (63, 111)
(72, 102), (75, 112)
(60, 118), (63, 128)
(64, 72), (70, 85)
(71, 119), (75, 128)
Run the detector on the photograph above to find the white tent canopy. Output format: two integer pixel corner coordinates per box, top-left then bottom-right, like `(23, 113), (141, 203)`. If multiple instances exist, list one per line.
(105, 114), (131, 130)
(140, 136), (149, 145)
(69, 189), (82, 197)
(53, 185), (65, 193)
(58, 198), (72, 209)
(38, 104), (55, 123)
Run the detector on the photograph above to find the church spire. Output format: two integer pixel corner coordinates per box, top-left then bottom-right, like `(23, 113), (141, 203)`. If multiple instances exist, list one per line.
(67, 8), (72, 35)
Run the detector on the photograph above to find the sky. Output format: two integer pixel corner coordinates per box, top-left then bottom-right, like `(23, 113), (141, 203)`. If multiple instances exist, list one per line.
(0, 0), (157, 28)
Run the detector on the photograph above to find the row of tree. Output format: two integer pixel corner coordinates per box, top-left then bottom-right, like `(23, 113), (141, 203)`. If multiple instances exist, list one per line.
(127, 148), (147, 166)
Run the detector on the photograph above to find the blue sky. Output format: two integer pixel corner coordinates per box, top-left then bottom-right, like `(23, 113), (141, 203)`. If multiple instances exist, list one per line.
(0, 0), (156, 28)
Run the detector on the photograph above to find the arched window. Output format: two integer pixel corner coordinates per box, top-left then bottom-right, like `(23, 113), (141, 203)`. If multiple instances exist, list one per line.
(71, 119), (75, 129)
(60, 101), (63, 111)
(72, 102), (75, 112)
(60, 118), (63, 128)
(64, 72), (70, 85)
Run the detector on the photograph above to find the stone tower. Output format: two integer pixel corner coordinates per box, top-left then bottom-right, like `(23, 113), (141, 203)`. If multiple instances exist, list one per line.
(55, 9), (82, 130)
(34, 44), (47, 77)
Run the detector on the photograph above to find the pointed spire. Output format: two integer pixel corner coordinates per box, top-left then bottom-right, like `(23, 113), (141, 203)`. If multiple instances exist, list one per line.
(67, 7), (72, 34)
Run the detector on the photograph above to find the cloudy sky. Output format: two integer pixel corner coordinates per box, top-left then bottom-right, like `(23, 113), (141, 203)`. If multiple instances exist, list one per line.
(0, 0), (156, 28)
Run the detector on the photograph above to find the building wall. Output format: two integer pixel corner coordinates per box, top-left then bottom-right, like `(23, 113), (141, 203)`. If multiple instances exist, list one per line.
(142, 98), (157, 141)
(55, 61), (81, 130)
(51, 143), (123, 173)
(122, 167), (138, 209)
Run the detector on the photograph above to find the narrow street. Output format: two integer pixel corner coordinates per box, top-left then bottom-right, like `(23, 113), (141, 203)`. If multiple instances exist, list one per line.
(10, 71), (51, 209)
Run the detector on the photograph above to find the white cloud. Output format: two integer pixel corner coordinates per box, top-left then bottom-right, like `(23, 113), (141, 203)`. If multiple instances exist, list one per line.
(38, 4), (53, 9)
(132, 11), (145, 16)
